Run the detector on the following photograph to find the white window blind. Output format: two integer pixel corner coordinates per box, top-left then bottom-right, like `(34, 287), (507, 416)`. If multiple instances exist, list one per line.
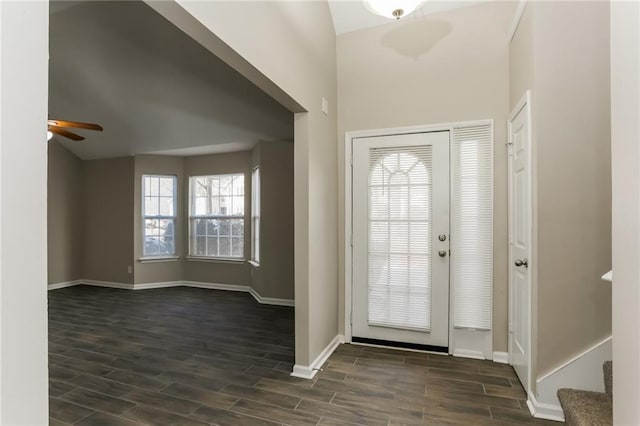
(451, 123), (493, 330)
(251, 167), (260, 264)
(368, 146), (432, 332)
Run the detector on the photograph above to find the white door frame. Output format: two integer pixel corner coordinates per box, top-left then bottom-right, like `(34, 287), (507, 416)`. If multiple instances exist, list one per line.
(343, 119), (494, 353)
(507, 90), (533, 398)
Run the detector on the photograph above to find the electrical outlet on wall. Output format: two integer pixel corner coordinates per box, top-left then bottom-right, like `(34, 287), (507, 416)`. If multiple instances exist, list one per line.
(127, 265), (133, 274)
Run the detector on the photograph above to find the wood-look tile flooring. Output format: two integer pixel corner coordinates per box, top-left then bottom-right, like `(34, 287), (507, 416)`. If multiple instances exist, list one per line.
(48, 286), (559, 425)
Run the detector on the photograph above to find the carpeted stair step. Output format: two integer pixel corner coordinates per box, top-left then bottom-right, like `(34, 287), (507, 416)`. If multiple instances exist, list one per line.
(603, 360), (612, 397)
(557, 388), (612, 426)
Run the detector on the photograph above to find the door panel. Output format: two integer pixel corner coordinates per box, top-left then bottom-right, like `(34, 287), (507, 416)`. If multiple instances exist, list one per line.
(509, 98), (531, 392)
(352, 131), (450, 348)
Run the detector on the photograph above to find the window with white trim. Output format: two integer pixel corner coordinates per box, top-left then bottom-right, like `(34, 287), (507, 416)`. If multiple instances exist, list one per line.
(251, 167), (260, 264)
(142, 175), (177, 257)
(451, 123), (494, 330)
(189, 174), (245, 259)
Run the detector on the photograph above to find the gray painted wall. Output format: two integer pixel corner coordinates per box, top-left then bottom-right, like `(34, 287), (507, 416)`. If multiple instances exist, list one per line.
(82, 157), (135, 284)
(133, 155), (185, 284)
(534, 1), (612, 378)
(250, 141), (295, 300)
(149, 0), (339, 368)
(49, 149), (294, 300)
(510, 1), (612, 380)
(48, 141), (84, 284)
(182, 151), (252, 286)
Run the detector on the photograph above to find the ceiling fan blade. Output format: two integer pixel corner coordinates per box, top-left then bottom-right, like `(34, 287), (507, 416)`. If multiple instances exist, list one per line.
(48, 126), (85, 141)
(47, 119), (103, 131)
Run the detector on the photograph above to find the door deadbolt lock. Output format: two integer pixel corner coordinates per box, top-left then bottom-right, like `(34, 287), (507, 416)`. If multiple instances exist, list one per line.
(438, 234), (447, 242)
(438, 250), (447, 258)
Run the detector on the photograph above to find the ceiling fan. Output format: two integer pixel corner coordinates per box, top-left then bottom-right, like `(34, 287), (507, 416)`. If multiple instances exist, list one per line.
(47, 118), (103, 141)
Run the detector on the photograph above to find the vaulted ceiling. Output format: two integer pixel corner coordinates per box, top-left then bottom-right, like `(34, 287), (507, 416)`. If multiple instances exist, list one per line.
(49, 1), (293, 160)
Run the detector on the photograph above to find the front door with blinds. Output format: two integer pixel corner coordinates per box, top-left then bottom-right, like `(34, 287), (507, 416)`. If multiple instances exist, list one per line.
(352, 131), (450, 349)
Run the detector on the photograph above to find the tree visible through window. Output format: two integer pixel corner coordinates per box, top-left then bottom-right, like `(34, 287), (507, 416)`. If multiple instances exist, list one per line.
(142, 175), (177, 257)
(189, 174), (244, 258)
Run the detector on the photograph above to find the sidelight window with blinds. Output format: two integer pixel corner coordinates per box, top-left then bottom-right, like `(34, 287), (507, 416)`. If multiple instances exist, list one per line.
(451, 123), (494, 330)
(368, 147), (433, 332)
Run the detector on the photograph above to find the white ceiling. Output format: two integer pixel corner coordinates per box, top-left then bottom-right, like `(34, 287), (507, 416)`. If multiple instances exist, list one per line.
(328, 0), (488, 35)
(49, 1), (293, 160)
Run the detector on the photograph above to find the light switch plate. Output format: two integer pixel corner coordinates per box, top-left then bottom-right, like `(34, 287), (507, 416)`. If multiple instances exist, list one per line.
(322, 97), (329, 115)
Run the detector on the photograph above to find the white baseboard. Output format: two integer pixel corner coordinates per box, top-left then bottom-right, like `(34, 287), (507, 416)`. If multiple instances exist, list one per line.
(134, 281), (183, 290)
(82, 279), (134, 290)
(48, 280), (83, 290)
(527, 392), (565, 422)
(47, 279), (295, 307)
(248, 287), (295, 307)
(291, 364), (316, 379)
(452, 349), (485, 360)
(182, 281), (250, 293)
(291, 335), (345, 380)
(493, 351), (509, 364)
(183, 282), (294, 307)
(531, 335), (612, 422)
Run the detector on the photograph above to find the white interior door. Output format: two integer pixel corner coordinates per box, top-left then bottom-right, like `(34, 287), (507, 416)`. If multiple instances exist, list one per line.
(508, 93), (532, 393)
(352, 131), (450, 349)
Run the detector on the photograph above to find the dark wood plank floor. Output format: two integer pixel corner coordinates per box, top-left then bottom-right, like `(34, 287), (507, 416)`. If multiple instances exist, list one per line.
(48, 286), (559, 425)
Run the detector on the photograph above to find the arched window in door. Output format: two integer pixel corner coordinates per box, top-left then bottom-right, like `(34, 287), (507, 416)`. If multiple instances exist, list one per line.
(368, 147), (433, 331)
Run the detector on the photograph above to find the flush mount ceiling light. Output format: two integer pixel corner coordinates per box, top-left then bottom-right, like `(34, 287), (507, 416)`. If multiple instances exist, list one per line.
(363, 0), (425, 20)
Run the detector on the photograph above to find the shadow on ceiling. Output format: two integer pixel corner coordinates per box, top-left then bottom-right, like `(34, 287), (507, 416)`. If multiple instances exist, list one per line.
(381, 20), (452, 60)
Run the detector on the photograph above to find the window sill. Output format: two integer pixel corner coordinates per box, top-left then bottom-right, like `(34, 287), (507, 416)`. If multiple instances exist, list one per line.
(248, 260), (260, 268)
(139, 256), (180, 263)
(186, 256), (245, 264)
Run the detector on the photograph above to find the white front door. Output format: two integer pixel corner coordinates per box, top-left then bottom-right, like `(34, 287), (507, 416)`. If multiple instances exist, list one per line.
(352, 131), (450, 349)
(508, 92), (532, 393)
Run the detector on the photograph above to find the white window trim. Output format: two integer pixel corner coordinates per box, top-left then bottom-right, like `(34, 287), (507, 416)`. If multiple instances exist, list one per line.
(186, 256), (245, 264)
(142, 174), (178, 258)
(138, 256), (180, 263)
(251, 166), (261, 266)
(188, 173), (246, 260)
